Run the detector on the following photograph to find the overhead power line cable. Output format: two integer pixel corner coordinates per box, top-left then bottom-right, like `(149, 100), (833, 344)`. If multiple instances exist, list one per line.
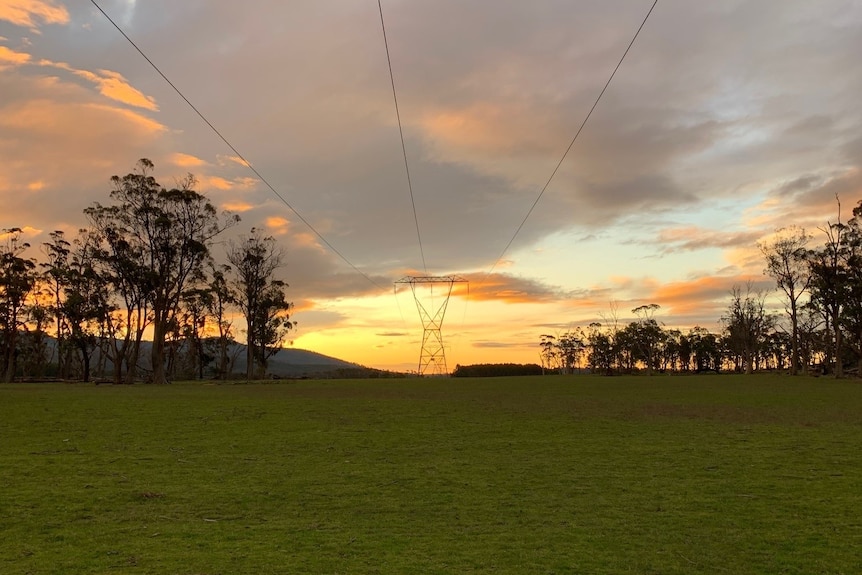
(377, 0), (427, 274)
(484, 0), (659, 280)
(89, 0), (386, 291)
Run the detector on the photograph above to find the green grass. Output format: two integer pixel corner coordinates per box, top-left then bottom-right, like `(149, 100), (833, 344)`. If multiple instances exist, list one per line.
(1, 375), (861, 574)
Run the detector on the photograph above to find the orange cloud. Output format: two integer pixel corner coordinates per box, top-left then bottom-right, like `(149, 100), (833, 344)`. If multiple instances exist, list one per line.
(86, 103), (165, 135)
(0, 45), (31, 67)
(171, 153), (208, 168)
(420, 103), (523, 156)
(645, 274), (770, 316)
(266, 216), (290, 234)
(0, 98), (163, 136)
(43, 61), (158, 111)
(219, 155), (250, 168)
(0, 0), (69, 29)
(200, 176), (233, 191)
(293, 231), (325, 251)
(221, 201), (254, 213)
(448, 272), (564, 304)
(0, 225), (42, 240)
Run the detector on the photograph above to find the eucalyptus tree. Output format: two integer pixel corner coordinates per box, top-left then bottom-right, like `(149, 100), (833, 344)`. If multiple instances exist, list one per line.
(586, 322), (615, 375)
(759, 226), (812, 375)
(58, 236), (112, 382)
(558, 329), (586, 374)
(722, 283), (774, 374)
(808, 202), (850, 378)
(0, 228), (38, 382)
(631, 303), (663, 375)
(539, 334), (559, 373)
(205, 264), (236, 379)
(41, 230), (72, 374)
(227, 229), (294, 379)
(84, 159), (238, 384)
(841, 201), (862, 374)
(688, 326), (721, 372)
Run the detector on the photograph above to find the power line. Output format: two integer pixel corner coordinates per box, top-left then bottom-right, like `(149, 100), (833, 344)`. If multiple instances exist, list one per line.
(88, 0), (387, 291)
(483, 0), (659, 280)
(377, 0), (427, 274)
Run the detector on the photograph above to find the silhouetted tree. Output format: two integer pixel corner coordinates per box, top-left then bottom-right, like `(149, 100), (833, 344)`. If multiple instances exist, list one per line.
(227, 229), (294, 379)
(0, 229), (37, 382)
(84, 159), (237, 383)
(760, 226), (811, 375)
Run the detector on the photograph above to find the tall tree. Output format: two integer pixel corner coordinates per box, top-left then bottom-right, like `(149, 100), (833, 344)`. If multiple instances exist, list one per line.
(539, 334), (559, 373)
(205, 264), (236, 379)
(85, 159), (237, 384)
(558, 329), (586, 374)
(227, 229), (294, 379)
(41, 230), (72, 376)
(808, 200), (850, 378)
(722, 283), (774, 374)
(841, 201), (862, 374)
(631, 303), (663, 375)
(760, 227), (811, 375)
(0, 229), (38, 382)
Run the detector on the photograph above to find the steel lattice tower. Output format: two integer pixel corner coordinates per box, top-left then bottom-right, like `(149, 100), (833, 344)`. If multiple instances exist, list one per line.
(396, 275), (467, 376)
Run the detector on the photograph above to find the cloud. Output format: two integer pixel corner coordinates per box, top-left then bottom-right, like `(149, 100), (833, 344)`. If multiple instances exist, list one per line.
(0, 70), (170, 229)
(449, 273), (568, 304)
(171, 152), (207, 168)
(655, 226), (764, 253)
(0, 0), (69, 29)
(0, 45), (31, 67)
(37, 60), (158, 111)
(471, 340), (526, 349)
(221, 201), (254, 213)
(645, 274), (772, 317)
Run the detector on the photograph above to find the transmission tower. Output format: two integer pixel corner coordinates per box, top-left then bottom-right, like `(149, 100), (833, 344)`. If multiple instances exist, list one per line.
(395, 275), (467, 376)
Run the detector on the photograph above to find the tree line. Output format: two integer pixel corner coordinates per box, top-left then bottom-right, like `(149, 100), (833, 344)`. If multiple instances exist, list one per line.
(0, 159), (294, 384)
(539, 198), (862, 378)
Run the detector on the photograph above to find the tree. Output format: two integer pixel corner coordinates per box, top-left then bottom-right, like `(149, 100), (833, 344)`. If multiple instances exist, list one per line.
(61, 237), (112, 382)
(558, 329), (586, 374)
(688, 327), (721, 372)
(227, 229), (294, 379)
(631, 303), (663, 375)
(539, 334), (559, 373)
(841, 201), (862, 374)
(205, 264), (237, 379)
(722, 283), (774, 374)
(760, 227), (811, 375)
(586, 322), (615, 375)
(41, 230), (72, 376)
(0, 229), (38, 382)
(84, 159), (237, 384)
(808, 200), (850, 378)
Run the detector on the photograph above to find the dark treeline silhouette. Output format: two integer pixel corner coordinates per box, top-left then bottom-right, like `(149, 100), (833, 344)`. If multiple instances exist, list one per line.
(538, 198), (862, 378)
(0, 159), (294, 383)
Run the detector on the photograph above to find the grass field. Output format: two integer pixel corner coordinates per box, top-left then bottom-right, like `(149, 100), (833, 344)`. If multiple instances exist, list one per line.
(1, 374), (860, 574)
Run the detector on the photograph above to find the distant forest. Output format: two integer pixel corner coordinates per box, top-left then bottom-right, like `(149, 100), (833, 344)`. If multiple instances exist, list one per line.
(0, 160), (294, 384)
(534, 198), (862, 378)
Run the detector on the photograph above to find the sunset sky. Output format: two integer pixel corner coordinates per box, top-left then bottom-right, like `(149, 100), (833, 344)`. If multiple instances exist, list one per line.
(2, 0), (861, 372)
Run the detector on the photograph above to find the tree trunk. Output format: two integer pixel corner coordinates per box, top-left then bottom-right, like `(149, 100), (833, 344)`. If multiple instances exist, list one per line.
(246, 339), (254, 380)
(832, 309), (843, 378)
(790, 306), (800, 376)
(151, 318), (167, 384)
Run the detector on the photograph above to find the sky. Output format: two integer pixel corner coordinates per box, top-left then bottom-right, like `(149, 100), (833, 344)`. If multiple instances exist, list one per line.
(2, 0), (862, 372)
